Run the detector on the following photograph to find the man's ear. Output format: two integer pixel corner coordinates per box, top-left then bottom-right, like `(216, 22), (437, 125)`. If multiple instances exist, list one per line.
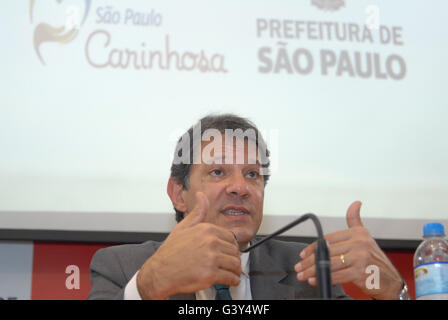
(167, 177), (187, 213)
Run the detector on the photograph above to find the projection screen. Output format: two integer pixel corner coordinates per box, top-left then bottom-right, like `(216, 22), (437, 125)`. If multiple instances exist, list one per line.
(0, 0), (447, 243)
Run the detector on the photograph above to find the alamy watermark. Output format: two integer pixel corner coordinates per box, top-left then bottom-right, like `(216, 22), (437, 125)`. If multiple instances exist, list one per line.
(169, 120), (279, 175)
(365, 264), (380, 290)
(65, 265), (80, 290)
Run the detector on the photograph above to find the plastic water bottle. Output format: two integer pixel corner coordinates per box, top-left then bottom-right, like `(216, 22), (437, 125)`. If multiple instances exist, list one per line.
(413, 222), (448, 299)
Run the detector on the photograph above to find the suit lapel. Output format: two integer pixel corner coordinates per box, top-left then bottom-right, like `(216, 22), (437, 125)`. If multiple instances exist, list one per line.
(249, 243), (295, 300)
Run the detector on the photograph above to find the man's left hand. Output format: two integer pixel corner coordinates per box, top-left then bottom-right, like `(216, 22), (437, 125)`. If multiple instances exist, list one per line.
(294, 201), (403, 299)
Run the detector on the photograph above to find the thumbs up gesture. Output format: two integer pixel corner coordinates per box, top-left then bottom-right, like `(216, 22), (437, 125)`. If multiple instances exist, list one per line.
(136, 192), (242, 299)
(294, 201), (403, 299)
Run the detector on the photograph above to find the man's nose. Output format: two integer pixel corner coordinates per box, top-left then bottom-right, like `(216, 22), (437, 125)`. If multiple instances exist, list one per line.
(225, 172), (249, 198)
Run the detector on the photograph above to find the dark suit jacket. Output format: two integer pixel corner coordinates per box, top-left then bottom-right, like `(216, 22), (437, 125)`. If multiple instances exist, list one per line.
(87, 238), (348, 299)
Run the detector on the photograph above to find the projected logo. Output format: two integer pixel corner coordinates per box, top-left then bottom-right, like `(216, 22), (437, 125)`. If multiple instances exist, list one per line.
(29, 0), (92, 65)
(312, 0), (345, 11)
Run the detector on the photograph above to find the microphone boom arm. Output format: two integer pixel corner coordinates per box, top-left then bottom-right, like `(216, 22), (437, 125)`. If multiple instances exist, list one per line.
(240, 213), (332, 299)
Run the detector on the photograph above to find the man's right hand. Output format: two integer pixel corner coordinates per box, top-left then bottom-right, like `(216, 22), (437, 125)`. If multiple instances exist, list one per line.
(136, 192), (242, 299)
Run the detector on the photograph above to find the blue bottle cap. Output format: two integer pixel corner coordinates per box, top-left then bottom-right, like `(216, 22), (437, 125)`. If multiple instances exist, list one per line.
(423, 223), (445, 237)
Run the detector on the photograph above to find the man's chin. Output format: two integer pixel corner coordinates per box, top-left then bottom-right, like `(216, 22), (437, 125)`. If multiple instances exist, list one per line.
(214, 219), (257, 247)
(231, 230), (254, 249)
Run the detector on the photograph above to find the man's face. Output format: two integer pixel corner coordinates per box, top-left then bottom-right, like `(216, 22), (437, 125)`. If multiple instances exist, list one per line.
(181, 138), (265, 248)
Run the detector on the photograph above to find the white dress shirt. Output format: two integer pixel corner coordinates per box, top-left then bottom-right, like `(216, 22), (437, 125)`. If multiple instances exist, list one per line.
(124, 251), (251, 300)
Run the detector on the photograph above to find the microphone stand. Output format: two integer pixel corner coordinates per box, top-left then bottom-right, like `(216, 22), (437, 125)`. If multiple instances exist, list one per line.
(240, 213), (332, 299)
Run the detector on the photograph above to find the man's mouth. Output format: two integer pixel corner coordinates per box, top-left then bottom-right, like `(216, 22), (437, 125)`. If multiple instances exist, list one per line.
(221, 209), (247, 216)
(220, 206), (249, 216)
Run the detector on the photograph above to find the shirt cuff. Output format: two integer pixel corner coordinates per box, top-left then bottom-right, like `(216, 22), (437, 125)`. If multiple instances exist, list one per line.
(124, 271), (142, 300)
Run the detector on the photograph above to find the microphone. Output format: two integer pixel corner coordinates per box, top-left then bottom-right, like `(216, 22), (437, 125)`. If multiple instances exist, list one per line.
(239, 213), (332, 299)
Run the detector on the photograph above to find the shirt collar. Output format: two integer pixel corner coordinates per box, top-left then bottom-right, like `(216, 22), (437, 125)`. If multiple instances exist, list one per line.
(241, 251), (250, 277)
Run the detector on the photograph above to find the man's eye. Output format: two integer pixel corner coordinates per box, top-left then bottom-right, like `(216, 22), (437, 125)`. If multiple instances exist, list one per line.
(247, 171), (260, 179)
(210, 169), (223, 176)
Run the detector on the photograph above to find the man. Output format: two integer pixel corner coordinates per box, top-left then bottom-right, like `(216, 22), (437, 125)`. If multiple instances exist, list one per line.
(88, 114), (405, 300)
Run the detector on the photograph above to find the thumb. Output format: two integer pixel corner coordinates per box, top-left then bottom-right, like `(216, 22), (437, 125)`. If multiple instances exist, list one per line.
(179, 191), (209, 229)
(346, 201), (364, 228)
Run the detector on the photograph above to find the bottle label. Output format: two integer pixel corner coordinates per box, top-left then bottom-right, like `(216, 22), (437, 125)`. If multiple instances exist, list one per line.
(414, 262), (448, 298)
